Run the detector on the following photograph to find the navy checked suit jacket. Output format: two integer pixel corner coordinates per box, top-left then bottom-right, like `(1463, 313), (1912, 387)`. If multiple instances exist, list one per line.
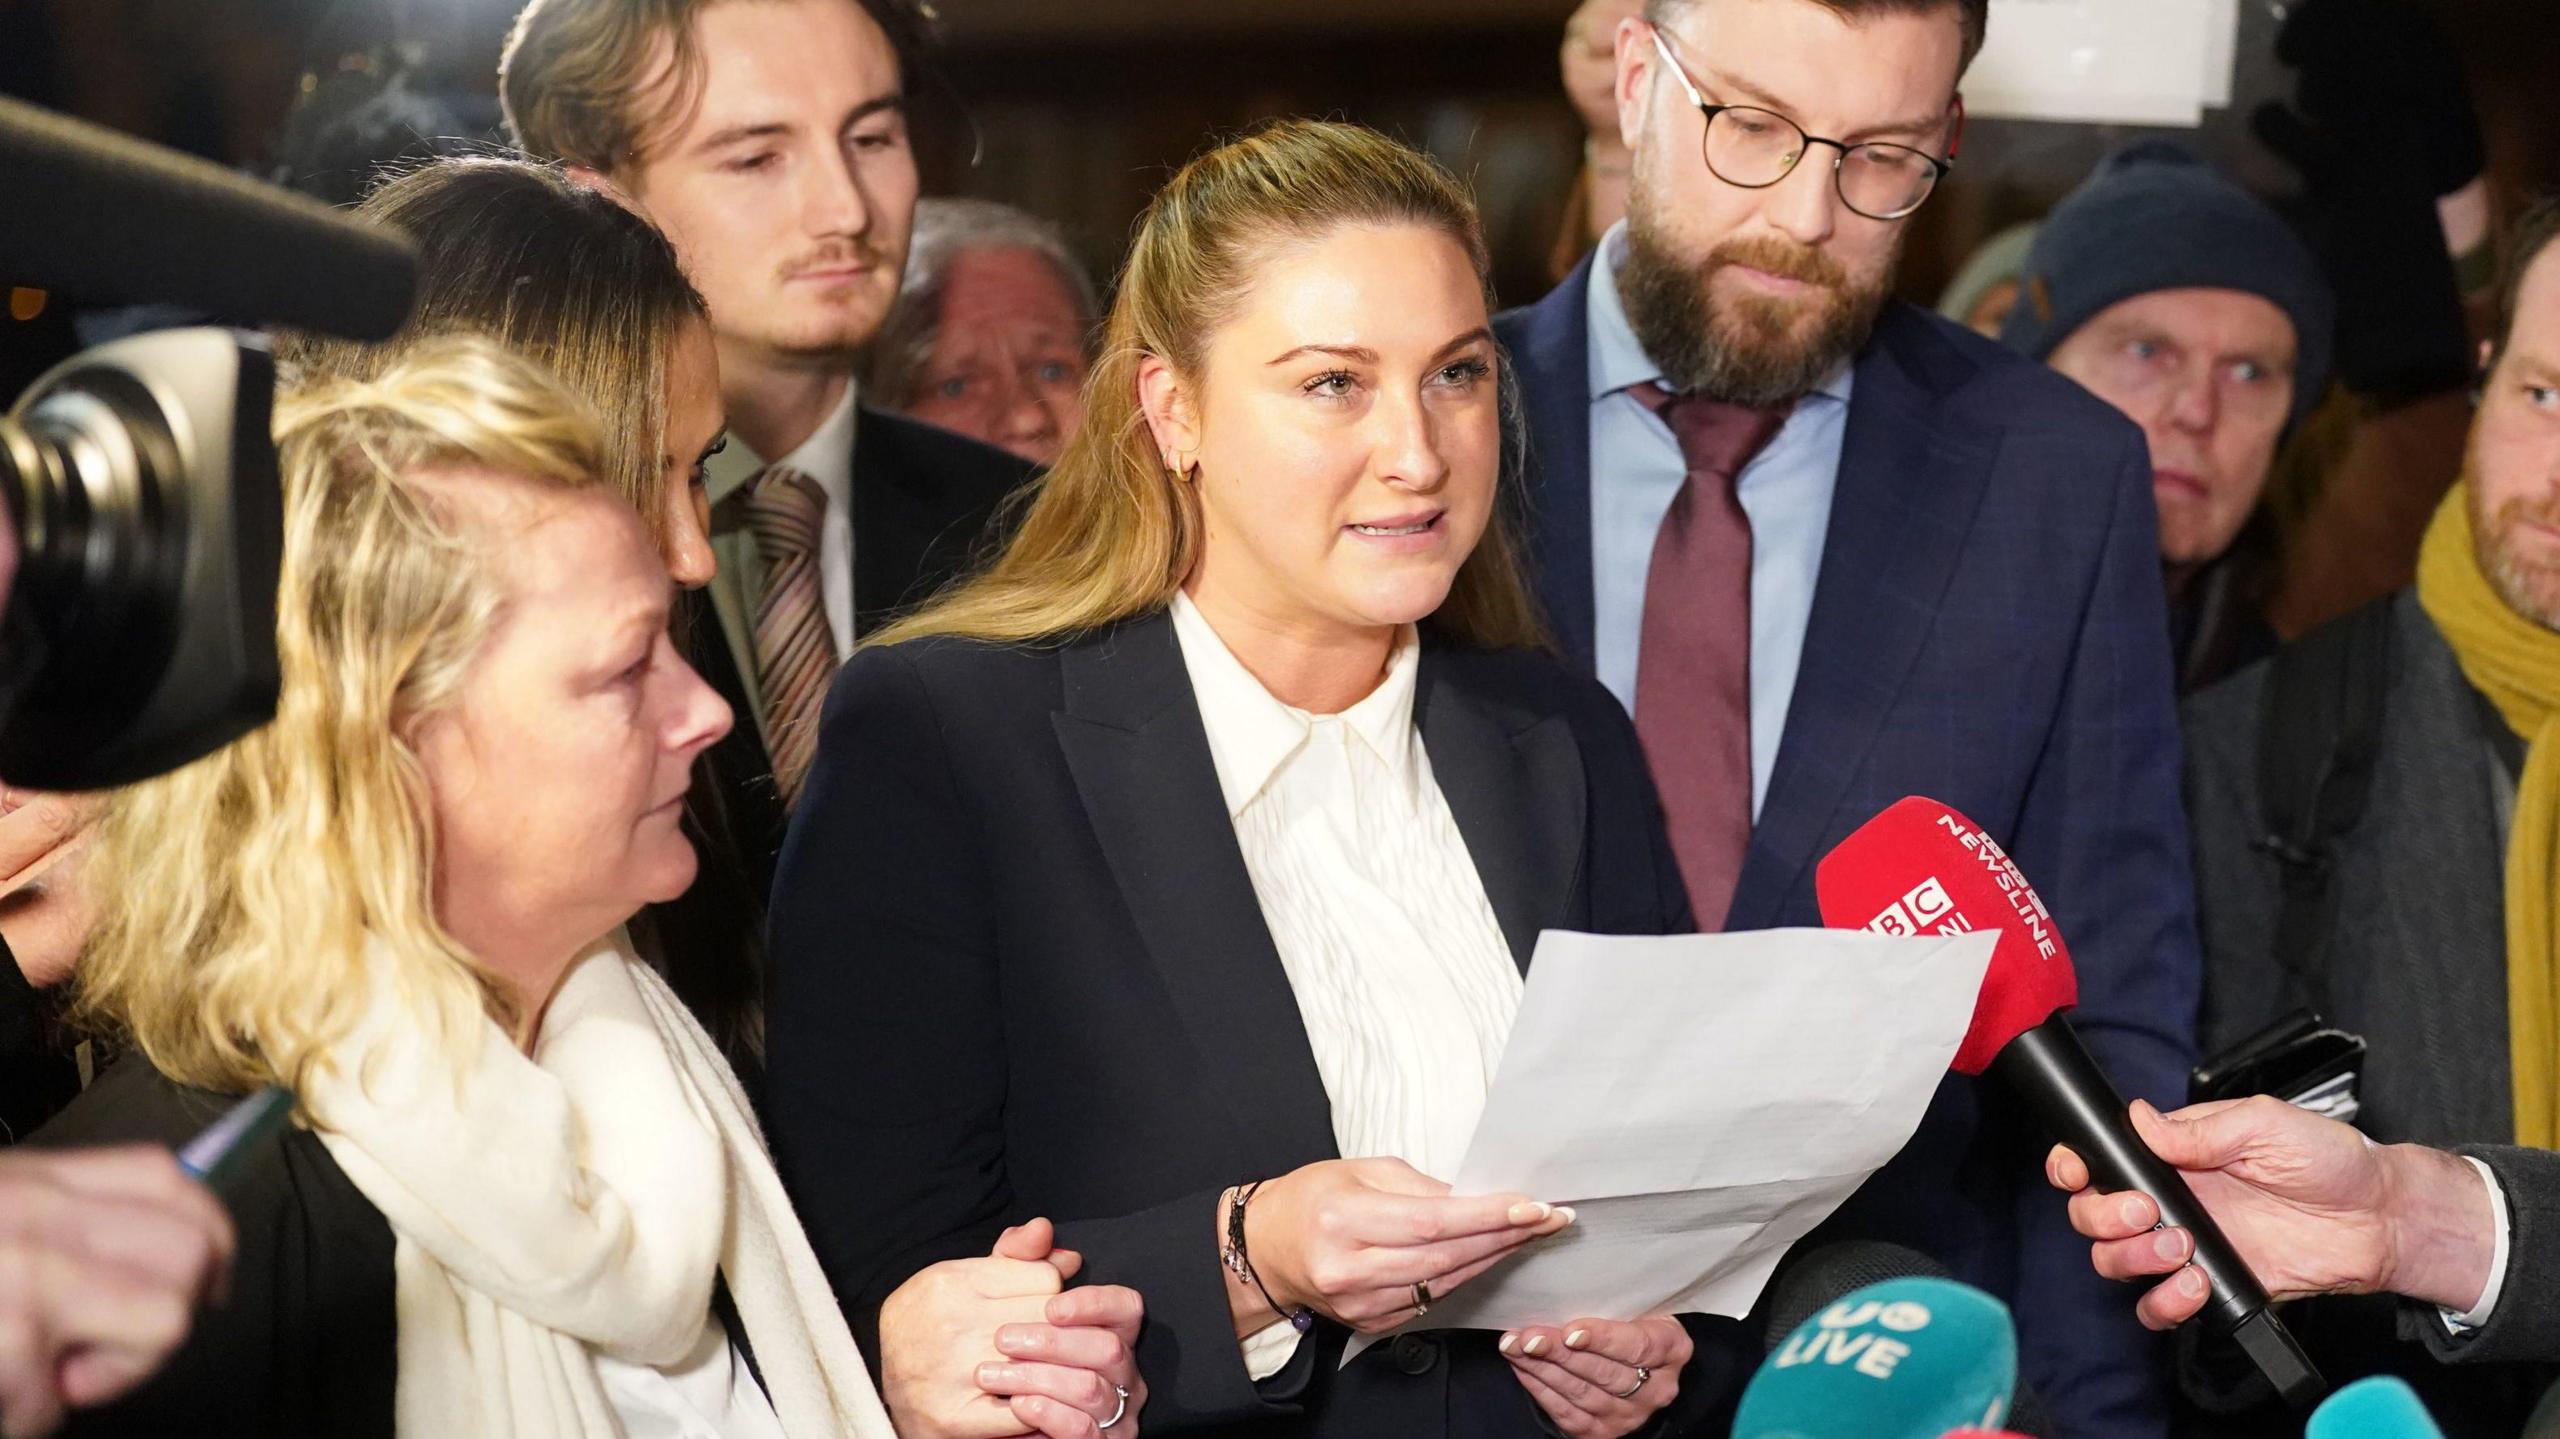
(1496, 259), (2203, 1438)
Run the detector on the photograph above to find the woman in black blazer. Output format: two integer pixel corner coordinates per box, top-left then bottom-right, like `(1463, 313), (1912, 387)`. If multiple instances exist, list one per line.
(766, 121), (1749, 1439)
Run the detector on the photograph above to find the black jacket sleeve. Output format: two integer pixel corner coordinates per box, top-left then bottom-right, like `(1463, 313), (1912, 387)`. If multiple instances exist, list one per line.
(0, 931), (39, 1063)
(1051, 1190), (1325, 1427)
(0, 932), (81, 1145)
(765, 645), (1013, 1366)
(30, 1059), (397, 1438)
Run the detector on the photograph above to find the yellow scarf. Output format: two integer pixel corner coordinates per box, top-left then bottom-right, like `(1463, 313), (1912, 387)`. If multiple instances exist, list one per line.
(2417, 480), (2560, 1147)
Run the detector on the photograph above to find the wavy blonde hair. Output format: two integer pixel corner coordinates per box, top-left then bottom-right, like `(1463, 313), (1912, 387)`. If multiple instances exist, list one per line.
(73, 338), (609, 1095)
(871, 119), (1547, 651)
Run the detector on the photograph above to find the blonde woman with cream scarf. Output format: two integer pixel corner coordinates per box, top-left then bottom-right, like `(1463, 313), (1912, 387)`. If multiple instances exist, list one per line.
(31, 340), (1145, 1439)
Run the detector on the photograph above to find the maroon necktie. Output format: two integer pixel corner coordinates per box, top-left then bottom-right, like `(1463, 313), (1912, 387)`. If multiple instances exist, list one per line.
(1632, 383), (1789, 929)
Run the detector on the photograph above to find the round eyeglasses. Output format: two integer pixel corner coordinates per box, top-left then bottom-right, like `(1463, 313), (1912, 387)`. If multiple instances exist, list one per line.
(1647, 27), (1953, 222)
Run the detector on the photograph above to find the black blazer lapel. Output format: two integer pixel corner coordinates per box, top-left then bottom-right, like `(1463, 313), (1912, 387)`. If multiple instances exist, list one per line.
(1730, 306), (1998, 929)
(1497, 260), (1600, 676)
(1051, 613), (1341, 1176)
(848, 406), (1035, 631)
(850, 407), (942, 623)
(1417, 649), (1588, 971)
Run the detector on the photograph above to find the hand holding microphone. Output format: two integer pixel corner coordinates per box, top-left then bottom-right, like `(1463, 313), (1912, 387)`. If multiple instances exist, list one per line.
(1815, 797), (2325, 1407)
(2044, 1095), (2502, 1328)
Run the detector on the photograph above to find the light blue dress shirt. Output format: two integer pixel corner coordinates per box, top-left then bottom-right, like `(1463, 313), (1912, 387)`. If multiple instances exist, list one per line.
(1584, 222), (1852, 819)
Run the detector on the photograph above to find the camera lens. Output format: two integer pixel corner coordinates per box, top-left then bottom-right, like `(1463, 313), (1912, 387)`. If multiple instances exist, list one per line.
(0, 366), (190, 703)
(0, 329), (280, 790)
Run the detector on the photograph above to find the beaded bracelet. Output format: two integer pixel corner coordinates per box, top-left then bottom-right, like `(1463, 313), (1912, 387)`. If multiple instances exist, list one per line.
(1221, 1181), (1314, 1334)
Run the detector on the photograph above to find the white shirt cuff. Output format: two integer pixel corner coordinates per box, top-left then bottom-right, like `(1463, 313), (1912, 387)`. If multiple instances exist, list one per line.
(1241, 1319), (1303, 1380)
(2440, 1156), (2512, 1333)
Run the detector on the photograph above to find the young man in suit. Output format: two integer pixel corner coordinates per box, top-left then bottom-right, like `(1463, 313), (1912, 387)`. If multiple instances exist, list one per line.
(1493, 0), (2198, 1431)
(500, 0), (1034, 898)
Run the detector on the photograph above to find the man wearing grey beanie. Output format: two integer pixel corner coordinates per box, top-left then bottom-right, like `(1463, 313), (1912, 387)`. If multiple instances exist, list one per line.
(2004, 142), (2336, 694)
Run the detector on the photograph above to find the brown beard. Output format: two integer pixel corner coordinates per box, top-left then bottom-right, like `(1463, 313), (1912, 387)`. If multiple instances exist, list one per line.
(2470, 458), (2560, 630)
(1618, 190), (1894, 407)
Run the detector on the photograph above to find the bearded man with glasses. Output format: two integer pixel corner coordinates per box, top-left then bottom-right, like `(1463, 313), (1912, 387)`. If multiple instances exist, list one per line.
(1496, 3), (2197, 1435)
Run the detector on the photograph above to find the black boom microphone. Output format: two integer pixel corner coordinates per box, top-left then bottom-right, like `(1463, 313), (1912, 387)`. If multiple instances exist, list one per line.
(0, 93), (417, 340)
(0, 97), (420, 787)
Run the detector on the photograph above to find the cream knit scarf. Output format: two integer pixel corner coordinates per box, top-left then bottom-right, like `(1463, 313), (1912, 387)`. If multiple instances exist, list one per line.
(301, 937), (897, 1438)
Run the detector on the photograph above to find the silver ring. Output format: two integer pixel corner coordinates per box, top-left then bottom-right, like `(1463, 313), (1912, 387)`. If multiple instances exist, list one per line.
(1411, 1280), (1433, 1316)
(1099, 1382), (1129, 1430)
(1611, 1364), (1650, 1400)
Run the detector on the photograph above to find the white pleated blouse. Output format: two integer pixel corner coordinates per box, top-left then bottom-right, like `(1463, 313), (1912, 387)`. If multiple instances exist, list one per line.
(1168, 594), (1525, 1378)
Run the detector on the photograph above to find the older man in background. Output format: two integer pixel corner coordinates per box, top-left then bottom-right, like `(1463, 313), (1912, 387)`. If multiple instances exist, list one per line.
(2004, 144), (2336, 695)
(864, 197), (1097, 466)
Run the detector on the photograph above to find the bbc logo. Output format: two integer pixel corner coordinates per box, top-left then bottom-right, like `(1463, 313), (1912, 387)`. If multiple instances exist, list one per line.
(1865, 877), (1964, 937)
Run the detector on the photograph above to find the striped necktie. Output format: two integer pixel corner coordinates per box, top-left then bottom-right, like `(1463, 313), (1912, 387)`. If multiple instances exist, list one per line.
(744, 465), (834, 809)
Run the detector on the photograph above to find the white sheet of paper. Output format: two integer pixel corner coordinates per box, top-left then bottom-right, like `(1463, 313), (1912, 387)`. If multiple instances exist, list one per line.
(1966, 0), (2213, 127)
(1344, 926), (1995, 1363)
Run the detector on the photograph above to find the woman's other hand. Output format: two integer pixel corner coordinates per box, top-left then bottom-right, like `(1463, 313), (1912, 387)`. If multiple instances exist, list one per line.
(980, 1218), (1145, 1439)
(880, 1218), (1144, 1439)
(1498, 1314), (1690, 1439)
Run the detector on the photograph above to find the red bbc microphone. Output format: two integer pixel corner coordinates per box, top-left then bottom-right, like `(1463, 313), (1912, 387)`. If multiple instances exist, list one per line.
(1815, 797), (2325, 1410)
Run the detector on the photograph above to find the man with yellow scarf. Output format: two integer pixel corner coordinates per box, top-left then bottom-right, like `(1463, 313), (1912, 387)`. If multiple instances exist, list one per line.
(2137, 198), (2560, 1421)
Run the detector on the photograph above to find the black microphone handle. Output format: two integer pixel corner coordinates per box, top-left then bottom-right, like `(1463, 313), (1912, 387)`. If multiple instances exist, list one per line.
(1993, 1018), (2326, 1410)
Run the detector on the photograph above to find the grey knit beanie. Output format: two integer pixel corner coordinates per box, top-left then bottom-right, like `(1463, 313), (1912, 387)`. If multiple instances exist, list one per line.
(2002, 142), (2335, 426)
